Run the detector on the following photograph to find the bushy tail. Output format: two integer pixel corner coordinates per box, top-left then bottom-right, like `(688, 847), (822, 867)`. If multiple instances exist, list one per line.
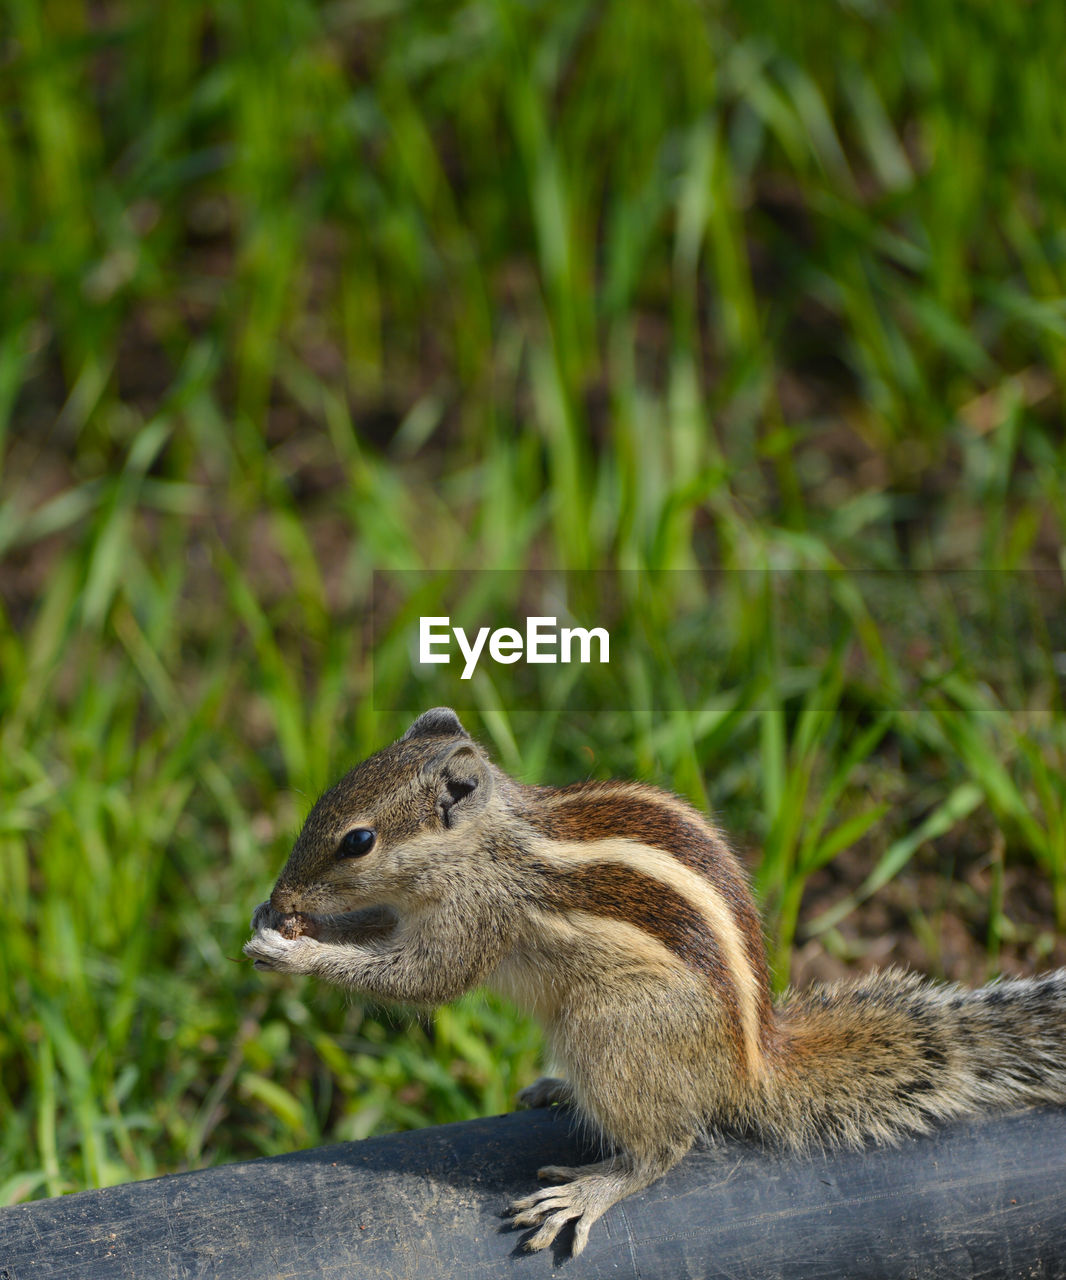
(757, 968), (1066, 1150)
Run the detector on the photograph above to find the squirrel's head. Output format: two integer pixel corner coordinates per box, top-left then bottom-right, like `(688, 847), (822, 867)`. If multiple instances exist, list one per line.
(269, 708), (495, 917)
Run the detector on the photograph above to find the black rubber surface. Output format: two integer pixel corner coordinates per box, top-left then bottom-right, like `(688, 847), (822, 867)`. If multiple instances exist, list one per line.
(2, 1105), (1065, 1278)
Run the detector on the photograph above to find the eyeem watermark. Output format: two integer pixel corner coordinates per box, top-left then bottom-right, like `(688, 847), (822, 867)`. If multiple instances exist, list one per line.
(419, 616), (610, 680)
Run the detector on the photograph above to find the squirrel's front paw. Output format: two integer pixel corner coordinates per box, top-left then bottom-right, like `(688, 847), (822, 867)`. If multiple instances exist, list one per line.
(243, 927), (316, 974)
(517, 1076), (573, 1109)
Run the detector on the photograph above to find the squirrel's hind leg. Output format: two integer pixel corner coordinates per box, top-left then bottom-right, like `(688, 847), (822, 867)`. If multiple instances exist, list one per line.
(535, 1155), (622, 1182)
(507, 1153), (672, 1256)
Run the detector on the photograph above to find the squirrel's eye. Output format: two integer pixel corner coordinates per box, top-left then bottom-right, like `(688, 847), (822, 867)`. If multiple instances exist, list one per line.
(336, 827), (376, 859)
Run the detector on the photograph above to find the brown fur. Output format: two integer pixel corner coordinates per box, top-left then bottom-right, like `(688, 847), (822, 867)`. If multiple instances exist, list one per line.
(526, 782), (773, 1042)
(245, 709), (1066, 1258)
(532, 858), (747, 1061)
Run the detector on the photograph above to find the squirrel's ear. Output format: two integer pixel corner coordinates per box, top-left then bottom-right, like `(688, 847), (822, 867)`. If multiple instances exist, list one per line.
(425, 742), (492, 828)
(402, 707), (469, 742)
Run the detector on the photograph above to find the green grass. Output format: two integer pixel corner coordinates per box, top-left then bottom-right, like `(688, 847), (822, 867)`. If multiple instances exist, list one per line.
(1, 0), (1065, 1206)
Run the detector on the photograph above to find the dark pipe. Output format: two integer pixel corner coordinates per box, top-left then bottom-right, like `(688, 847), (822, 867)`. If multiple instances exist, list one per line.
(2, 1106), (1064, 1278)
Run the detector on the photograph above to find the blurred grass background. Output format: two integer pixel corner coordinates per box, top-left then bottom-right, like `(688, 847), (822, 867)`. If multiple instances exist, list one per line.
(1, 0), (1065, 1204)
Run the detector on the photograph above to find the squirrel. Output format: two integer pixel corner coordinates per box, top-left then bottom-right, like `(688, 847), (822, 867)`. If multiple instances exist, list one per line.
(244, 707), (1066, 1256)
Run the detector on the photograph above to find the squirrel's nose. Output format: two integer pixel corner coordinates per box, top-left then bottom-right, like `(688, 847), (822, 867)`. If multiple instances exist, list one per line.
(270, 885), (297, 914)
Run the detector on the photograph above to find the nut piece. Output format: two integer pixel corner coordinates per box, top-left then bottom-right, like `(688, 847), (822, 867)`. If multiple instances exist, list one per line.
(278, 913), (308, 940)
